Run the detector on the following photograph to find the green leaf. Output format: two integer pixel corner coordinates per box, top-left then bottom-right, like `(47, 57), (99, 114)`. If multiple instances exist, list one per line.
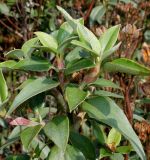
(133, 114), (145, 122)
(44, 116), (69, 151)
(0, 69), (8, 104)
(77, 23), (101, 55)
(30, 138), (50, 159)
(82, 96), (146, 160)
(71, 40), (96, 55)
(21, 125), (43, 149)
(16, 77), (36, 90)
(65, 47), (90, 63)
(144, 30), (150, 42)
(8, 126), (26, 139)
(70, 132), (96, 160)
(99, 25), (120, 54)
(5, 49), (24, 59)
(35, 32), (58, 53)
(21, 37), (38, 58)
(0, 3), (9, 15)
(65, 87), (88, 112)
(57, 6), (73, 22)
(92, 121), (107, 144)
(90, 5), (106, 25)
(103, 58), (150, 76)
(6, 154), (30, 160)
(58, 36), (78, 50)
(12, 56), (52, 72)
(7, 77), (59, 115)
(136, 98), (150, 104)
(116, 146), (133, 154)
(65, 47), (83, 62)
(0, 137), (19, 150)
(107, 128), (122, 147)
(100, 148), (112, 159)
(57, 22), (73, 45)
(120, 0), (134, 4)
(65, 59), (95, 75)
(0, 60), (17, 69)
(108, 0), (118, 5)
(48, 145), (86, 160)
(90, 78), (120, 89)
(110, 153), (124, 160)
(101, 42), (121, 60)
(57, 6), (84, 32)
(95, 90), (123, 98)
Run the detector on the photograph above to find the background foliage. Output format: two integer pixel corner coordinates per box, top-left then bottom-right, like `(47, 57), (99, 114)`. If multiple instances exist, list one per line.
(0, 0), (150, 160)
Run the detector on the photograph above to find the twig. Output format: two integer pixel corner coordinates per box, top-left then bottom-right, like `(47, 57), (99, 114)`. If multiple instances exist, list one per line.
(84, 0), (95, 21)
(119, 75), (133, 124)
(0, 19), (14, 32)
(124, 154), (129, 160)
(5, 15), (20, 31)
(0, 56), (6, 61)
(51, 88), (68, 113)
(124, 87), (133, 124)
(0, 19), (23, 39)
(16, 0), (22, 14)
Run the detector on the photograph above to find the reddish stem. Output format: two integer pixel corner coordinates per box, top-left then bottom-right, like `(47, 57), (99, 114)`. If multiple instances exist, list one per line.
(84, 0), (95, 21)
(5, 15), (20, 31)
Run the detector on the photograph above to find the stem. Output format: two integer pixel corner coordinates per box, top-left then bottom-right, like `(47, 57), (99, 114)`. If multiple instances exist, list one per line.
(0, 20), (23, 39)
(56, 56), (65, 92)
(119, 75), (133, 124)
(5, 15), (20, 31)
(54, 56), (68, 113)
(124, 88), (133, 124)
(84, 0), (95, 21)
(124, 154), (129, 160)
(104, 1), (109, 28)
(51, 88), (68, 113)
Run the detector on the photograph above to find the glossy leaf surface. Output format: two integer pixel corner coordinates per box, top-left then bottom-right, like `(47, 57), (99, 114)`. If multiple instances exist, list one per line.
(107, 128), (122, 147)
(82, 96), (146, 160)
(35, 32), (58, 53)
(95, 90), (123, 98)
(48, 145), (86, 160)
(21, 125), (43, 149)
(90, 78), (120, 89)
(0, 60), (17, 69)
(12, 57), (52, 72)
(7, 77), (59, 115)
(65, 87), (87, 112)
(57, 22), (73, 45)
(103, 58), (150, 76)
(65, 59), (95, 75)
(5, 49), (24, 59)
(44, 116), (69, 151)
(77, 23), (101, 55)
(70, 132), (96, 160)
(90, 5), (106, 24)
(99, 25), (120, 53)
(21, 37), (38, 57)
(0, 70), (8, 104)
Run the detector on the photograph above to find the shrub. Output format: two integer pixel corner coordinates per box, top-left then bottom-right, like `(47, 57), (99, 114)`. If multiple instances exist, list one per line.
(0, 6), (150, 160)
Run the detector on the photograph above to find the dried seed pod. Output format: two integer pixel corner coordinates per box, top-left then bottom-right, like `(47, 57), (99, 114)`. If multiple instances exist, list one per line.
(141, 42), (150, 66)
(134, 120), (150, 142)
(141, 81), (150, 96)
(121, 24), (140, 39)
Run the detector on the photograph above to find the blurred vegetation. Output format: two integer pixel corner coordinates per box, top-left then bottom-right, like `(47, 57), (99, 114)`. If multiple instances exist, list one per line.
(0, 0), (150, 160)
